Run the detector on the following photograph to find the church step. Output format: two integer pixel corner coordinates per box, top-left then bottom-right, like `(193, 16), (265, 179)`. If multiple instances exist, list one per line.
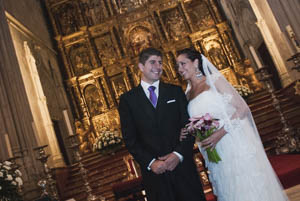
(64, 184), (116, 201)
(69, 148), (128, 170)
(66, 154), (128, 184)
(62, 149), (130, 201)
(254, 107), (300, 130)
(68, 157), (126, 180)
(247, 90), (282, 104)
(246, 90), (269, 101)
(252, 104), (300, 122)
(63, 173), (126, 201)
(65, 163), (127, 192)
(249, 96), (292, 114)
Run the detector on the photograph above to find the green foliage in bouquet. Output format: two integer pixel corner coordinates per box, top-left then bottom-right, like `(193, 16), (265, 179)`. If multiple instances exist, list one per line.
(0, 161), (23, 201)
(93, 130), (123, 155)
(233, 85), (253, 99)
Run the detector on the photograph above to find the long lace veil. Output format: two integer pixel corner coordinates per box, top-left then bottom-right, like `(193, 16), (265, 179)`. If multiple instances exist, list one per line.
(201, 55), (260, 138)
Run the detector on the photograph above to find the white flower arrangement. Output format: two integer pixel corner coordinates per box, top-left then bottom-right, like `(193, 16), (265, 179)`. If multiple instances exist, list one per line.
(233, 85), (253, 98)
(0, 160), (23, 200)
(93, 130), (123, 154)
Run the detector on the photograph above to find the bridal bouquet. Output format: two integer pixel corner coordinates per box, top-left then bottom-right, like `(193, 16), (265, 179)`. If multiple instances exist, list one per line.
(186, 113), (221, 163)
(0, 161), (23, 201)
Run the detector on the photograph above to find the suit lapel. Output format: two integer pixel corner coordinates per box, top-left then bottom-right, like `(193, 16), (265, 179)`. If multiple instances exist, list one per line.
(156, 82), (168, 110)
(136, 85), (156, 119)
(135, 82), (169, 121)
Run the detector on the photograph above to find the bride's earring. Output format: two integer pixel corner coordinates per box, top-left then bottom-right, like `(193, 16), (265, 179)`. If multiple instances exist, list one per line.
(195, 66), (203, 79)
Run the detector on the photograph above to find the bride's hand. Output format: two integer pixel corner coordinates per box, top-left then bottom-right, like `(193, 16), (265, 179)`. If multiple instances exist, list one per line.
(201, 127), (226, 150)
(179, 128), (189, 141)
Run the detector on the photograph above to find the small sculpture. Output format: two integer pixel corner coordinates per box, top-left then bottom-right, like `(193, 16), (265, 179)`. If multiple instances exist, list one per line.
(75, 121), (94, 154)
(236, 59), (263, 92)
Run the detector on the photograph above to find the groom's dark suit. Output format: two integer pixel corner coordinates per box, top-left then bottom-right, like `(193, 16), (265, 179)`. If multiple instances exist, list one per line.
(118, 82), (206, 201)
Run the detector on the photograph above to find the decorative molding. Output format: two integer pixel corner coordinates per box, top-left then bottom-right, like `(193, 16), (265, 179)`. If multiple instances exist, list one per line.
(5, 11), (57, 55)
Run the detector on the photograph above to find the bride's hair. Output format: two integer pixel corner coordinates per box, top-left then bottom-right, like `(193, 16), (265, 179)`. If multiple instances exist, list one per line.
(176, 48), (205, 76)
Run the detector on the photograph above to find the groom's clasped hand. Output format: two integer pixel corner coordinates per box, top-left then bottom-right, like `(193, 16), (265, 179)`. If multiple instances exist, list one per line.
(151, 153), (180, 174)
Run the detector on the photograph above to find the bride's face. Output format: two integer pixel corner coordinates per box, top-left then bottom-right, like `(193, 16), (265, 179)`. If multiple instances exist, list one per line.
(176, 54), (198, 80)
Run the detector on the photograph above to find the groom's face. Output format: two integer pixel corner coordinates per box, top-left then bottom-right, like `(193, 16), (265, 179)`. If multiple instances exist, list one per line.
(138, 55), (163, 84)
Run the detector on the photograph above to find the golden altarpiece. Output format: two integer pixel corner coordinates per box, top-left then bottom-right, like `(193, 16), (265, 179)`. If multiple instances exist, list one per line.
(45, 0), (255, 151)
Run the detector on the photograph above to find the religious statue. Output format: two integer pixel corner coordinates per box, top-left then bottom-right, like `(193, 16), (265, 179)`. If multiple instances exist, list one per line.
(84, 85), (105, 116)
(59, 4), (78, 35)
(294, 80), (300, 95)
(75, 121), (94, 154)
(130, 26), (153, 55)
(236, 59), (263, 92)
(165, 10), (187, 41)
(208, 45), (228, 70)
(114, 81), (126, 99)
(188, 2), (214, 31)
(74, 53), (91, 76)
(116, 0), (146, 13)
(82, 0), (105, 26)
(95, 35), (116, 65)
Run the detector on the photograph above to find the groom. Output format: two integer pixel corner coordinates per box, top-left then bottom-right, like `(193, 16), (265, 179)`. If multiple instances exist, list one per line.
(118, 47), (206, 201)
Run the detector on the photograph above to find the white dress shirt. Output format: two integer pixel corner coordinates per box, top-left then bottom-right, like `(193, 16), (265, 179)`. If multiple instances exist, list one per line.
(141, 80), (159, 103)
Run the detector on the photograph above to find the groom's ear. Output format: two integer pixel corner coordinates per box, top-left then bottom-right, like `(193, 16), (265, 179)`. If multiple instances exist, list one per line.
(138, 63), (144, 72)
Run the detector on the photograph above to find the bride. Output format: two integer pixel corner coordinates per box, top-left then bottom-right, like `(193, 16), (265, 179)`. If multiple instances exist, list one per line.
(176, 48), (288, 201)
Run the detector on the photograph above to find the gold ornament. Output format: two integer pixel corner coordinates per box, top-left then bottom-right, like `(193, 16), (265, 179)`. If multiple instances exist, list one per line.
(294, 80), (300, 95)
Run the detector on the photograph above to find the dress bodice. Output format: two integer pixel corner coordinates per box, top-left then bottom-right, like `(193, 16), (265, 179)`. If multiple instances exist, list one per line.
(187, 89), (235, 120)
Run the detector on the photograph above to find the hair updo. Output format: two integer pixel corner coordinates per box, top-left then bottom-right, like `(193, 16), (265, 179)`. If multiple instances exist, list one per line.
(176, 48), (205, 76)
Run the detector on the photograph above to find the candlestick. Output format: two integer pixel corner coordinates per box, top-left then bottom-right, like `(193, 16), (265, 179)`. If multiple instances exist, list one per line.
(255, 67), (299, 154)
(249, 46), (263, 68)
(34, 145), (60, 200)
(67, 134), (105, 201)
(63, 110), (74, 135)
(287, 52), (300, 72)
(5, 134), (13, 158)
(286, 25), (300, 53)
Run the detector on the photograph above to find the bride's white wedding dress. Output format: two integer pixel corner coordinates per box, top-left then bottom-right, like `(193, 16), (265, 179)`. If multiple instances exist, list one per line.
(188, 88), (288, 201)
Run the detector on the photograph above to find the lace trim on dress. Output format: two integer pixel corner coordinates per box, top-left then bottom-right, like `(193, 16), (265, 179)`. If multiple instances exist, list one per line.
(220, 93), (232, 105)
(223, 118), (242, 133)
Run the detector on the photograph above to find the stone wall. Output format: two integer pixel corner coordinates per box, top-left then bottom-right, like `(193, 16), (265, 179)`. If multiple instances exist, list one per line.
(0, 0), (73, 199)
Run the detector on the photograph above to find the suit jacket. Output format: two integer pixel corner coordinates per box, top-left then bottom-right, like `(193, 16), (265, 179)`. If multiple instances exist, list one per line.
(118, 82), (194, 168)
(118, 82), (206, 201)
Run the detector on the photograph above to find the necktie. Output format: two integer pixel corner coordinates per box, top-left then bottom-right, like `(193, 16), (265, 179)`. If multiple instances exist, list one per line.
(148, 86), (157, 107)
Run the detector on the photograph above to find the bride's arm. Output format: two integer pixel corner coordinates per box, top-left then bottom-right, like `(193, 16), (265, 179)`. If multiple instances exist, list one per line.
(230, 103), (250, 120)
(201, 127), (226, 149)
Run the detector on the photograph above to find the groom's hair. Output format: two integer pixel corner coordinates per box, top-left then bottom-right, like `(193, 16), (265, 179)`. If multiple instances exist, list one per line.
(139, 47), (162, 65)
(177, 48), (205, 75)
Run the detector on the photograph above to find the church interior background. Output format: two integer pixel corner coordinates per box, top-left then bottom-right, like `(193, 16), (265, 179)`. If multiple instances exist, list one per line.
(0, 0), (300, 200)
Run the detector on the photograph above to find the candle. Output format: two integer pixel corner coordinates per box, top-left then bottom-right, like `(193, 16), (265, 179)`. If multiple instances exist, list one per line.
(4, 134), (13, 158)
(249, 45), (263, 68)
(63, 110), (74, 135)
